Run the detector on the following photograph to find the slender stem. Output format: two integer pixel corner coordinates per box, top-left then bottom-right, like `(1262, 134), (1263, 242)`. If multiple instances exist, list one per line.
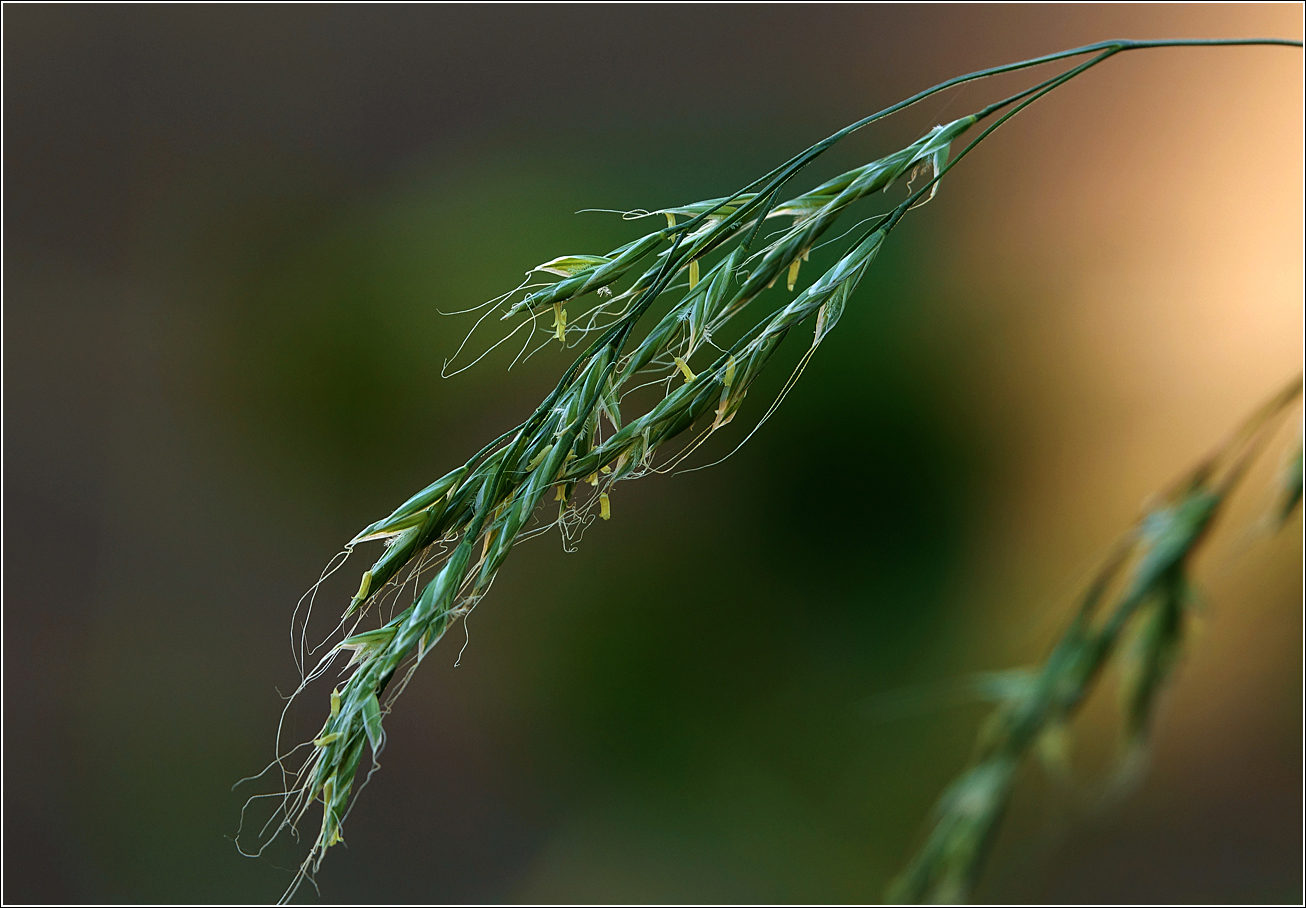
(826, 37), (1301, 148)
(666, 38), (1301, 238)
(900, 49), (1120, 214)
(630, 37), (1302, 360)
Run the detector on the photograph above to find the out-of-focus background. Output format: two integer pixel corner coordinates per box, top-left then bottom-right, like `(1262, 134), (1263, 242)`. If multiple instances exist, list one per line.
(4, 4), (1301, 903)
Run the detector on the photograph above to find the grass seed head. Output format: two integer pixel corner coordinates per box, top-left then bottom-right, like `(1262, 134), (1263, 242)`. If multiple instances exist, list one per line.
(245, 40), (1303, 902)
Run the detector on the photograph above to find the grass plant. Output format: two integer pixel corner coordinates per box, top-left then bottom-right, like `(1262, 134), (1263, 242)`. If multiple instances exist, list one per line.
(236, 37), (1304, 902)
(888, 377), (1303, 903)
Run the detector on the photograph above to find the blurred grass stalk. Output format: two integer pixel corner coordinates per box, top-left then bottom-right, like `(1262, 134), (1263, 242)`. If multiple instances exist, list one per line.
(888, 377), (1303, 903)
(237, 38), (1303, 902)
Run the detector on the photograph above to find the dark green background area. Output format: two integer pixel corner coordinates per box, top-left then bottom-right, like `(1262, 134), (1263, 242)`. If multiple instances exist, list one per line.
(4, 5), (1300, 904)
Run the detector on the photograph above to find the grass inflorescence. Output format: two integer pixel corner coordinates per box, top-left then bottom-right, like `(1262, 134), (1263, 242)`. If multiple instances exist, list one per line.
(235, 38), (1303, 902)
(888, 377), (1303, 903)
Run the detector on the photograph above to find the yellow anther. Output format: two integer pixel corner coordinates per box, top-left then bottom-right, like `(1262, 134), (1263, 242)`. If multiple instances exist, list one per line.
(787, 259), (802, 291)
(673, 355), (697, 383)
(599, 493), (611, 520)
(688, 259), (700, 289)
(600, 465), (611, 474)
(586, 473), (598, 486)
(314, 732), (343, 747)
(665, 212), (676, 228)
(552, 304), (567, 342)
(330, 687), (341, 718)
(554, 485), (567, 501)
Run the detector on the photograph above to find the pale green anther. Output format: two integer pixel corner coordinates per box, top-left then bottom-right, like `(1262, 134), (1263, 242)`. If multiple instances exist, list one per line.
(524, 444), (554, 472)
(313, 732), (342, 747)
(354, 571), (372, 603)
(320, 775), (342, 846)
(673, 356), (697, 383)
(330, 687), (341, 718)
(342, 569), (376, 618)
(786, 258), (801, 291)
